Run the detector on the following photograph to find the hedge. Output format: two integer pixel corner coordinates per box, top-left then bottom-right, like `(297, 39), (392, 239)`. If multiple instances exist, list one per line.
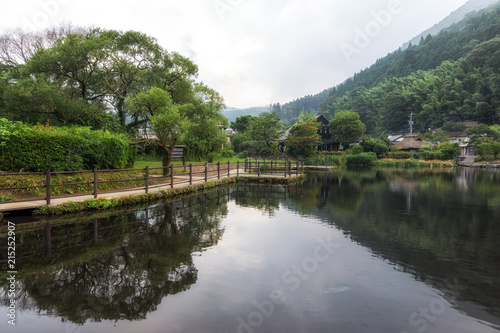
(345, 152), (377, 168)
(386, 151), (417, 159)
(0, 120), (134, 172)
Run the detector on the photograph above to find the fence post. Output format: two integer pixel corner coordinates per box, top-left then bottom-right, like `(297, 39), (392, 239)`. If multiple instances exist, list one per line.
(296, 162), (299, 175)
(170, 164), (174, 188)
(237, 161), (239, 176)
(144, 166), (149, 194)
(258, 161), (261, 177)
(189, 164), (193, 185)
(46, 168), (51, 205)
(284, 161), (287, 178)
(94, 167), (98, 198)
(271, 160), (273, 174)
(205, 163), (208, 182)
(218, 162), (220, 179)
(289, 162), (292, 177)
(249, 160), (252, 174)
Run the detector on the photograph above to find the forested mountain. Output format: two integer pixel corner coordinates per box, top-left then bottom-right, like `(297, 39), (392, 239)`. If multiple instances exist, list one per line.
(280, 0), (500, 133)
(402, 0), (500, 50)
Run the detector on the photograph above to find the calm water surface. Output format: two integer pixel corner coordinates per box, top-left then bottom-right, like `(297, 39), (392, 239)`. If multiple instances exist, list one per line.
(1, 168), (500, 333)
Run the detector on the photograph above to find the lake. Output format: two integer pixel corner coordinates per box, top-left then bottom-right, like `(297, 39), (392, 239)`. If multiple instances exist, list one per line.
(1, 168), (500, 333)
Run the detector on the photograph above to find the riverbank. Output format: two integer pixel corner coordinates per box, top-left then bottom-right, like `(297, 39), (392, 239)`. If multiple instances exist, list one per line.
(456, 161), (500, 168)
(0, 174), (306, 216)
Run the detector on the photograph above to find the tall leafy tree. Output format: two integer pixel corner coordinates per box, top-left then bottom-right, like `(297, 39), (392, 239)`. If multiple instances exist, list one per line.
(230, 115), (257, 133)
(247, 111), (283, 157)
(181, 83), (227, 161)
(231, 111), (283, 157)
(285, 120), (321, 158)
(329, 111), (366, 150)
(2, 27), (199, 129)
(127, 87), (185, 175)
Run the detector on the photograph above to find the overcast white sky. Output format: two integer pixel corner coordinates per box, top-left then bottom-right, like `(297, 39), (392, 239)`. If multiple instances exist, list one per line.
(1, 0), (469, 108)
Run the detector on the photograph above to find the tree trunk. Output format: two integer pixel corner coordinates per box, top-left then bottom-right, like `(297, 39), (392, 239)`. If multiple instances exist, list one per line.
(162, 143), (177, 177)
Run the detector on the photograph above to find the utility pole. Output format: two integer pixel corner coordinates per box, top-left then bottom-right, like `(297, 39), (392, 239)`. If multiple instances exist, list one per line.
(409, 113), (414, 135)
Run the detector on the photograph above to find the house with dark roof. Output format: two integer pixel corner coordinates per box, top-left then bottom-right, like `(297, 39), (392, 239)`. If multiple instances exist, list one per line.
(278, 114), (340, 152)
(315, 115), (340, 151)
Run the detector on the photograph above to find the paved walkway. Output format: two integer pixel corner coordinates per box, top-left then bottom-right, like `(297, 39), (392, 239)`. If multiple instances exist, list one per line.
(0, 168), (302, 212)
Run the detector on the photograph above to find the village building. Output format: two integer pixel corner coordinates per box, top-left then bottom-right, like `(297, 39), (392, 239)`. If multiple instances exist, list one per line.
(315, 115), (340, 151)
(445, 122), (478, 157)
(279, 114), (340, 152)
(396, 134), (431, 152)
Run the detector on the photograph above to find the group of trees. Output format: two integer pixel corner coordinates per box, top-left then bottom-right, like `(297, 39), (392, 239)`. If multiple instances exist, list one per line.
(230, 111), (283, 157)
(229, 109), (369, 159)
(322, 59), (499, 134)
(0, 25), (227, 171)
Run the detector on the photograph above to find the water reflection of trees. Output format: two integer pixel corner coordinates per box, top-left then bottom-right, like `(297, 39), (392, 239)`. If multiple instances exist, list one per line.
(289, 169), (500, 322)
(232, 184), (290, 216)
(0, 191), (228, 324)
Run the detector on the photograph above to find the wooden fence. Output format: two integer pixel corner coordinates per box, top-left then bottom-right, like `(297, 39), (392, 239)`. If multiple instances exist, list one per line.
(0, 160), (304, 207)
(244, 159), (304, 177)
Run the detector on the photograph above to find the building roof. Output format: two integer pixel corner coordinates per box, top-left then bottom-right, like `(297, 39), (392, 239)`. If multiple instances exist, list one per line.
(398, 134), (431, 150)
(278, 128), (291, 142)
(316, 114), (329, 126)
(460, 121), (479, 129)
(446, 131), (467, 138)
(388, 135), (404, 142)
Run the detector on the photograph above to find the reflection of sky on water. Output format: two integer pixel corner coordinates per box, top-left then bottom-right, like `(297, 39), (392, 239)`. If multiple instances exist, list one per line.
(1, 170), (500, 332)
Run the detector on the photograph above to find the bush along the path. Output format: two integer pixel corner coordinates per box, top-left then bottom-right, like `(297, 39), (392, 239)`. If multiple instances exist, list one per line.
(0, 119), (134, 172)
(345, 153), (377, 168)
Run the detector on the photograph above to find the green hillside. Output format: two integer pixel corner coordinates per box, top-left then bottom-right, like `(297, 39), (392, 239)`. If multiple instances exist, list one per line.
(281, 2), (500, 134)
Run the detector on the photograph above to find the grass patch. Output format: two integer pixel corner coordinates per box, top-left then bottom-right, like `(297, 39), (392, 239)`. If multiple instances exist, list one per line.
(134, 155), (246, 169)
(375, 159), (454, 168)
(32, 175), (305, 215)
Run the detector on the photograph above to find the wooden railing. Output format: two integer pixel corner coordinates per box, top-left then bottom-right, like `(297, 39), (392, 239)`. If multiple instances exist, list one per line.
(0, 162), (240, 206)
(0, 160), (305, 207)
(244, 159), (304, 177)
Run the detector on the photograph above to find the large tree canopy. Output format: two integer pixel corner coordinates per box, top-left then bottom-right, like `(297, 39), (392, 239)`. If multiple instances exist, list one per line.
(0, 26), (228, 171)
(231, 111), (283, 157)
(0, 27), (200, 129)
(329, 111), (366, 150)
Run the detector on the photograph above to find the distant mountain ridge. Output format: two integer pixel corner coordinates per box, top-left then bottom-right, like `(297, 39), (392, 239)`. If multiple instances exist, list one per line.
(223, 0), (500, 129)
(402, 0), (500, 49)
(280, 0), (500, 119)
(222, 106), (270, 124)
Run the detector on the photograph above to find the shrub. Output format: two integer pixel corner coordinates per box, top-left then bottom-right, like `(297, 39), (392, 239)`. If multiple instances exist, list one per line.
(220, 148), (236, 158)
(0, 120), (135, 172)
(206, 152), (217, 163)
(260, 163), (270, 173)
(360, 138), (390, 158)
(418, 142), (459, 161)
(475, 138), (500, 160)
(345, 152), (377, 168)
(387, 151), (416, 159)
(346, 145), (364, 155)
